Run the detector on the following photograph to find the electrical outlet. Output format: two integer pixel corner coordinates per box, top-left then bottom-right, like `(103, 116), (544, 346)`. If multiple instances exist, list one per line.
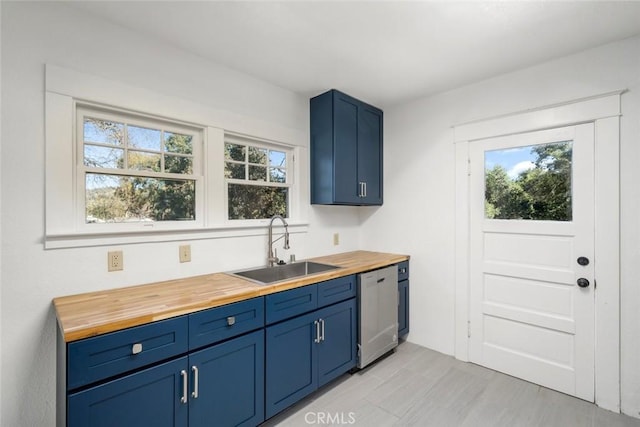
(108, 250), (123, 272)
(333, 233), (340, 246)
(179, 244), (191, 263)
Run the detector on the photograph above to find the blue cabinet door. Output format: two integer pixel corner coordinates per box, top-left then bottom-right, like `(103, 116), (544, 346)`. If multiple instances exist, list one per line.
(317, 299), (357, 387)
(357, 105), (383, 205)
(265, 311), (318, 419)
(68, 357), (188, 427)
(333, 92), (361, 204)
(398, 279), (410, 337)
(189, 329), (264, 427)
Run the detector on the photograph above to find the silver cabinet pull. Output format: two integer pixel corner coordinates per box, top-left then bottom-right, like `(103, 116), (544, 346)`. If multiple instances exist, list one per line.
(314, 320), (320, 343)
(363, 182), (367, 198)
(191, 366), (199, 399)
(227, 316), (236, 326)
(180, 370), (188, 404)
(132, 343), (143, 355)
(320, 319), (325, 342)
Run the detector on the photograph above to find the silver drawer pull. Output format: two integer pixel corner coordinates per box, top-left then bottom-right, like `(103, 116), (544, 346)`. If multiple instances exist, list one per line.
(191, 366), (199, 399)
(314, 320), (320, 343)
(227, 316), (236, 326)
(132, 343), (143, 355)
(399, 268), (407, 274)
(180, 370), (188, 404)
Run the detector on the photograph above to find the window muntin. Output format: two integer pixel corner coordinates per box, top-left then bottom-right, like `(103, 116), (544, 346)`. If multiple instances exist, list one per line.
(224, 138), (291, 220)
(484, 141), (573, 221)
(78, 106), (201, 226)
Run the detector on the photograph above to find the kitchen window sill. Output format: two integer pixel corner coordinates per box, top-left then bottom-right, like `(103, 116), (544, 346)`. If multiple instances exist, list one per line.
(45, 222), (309, 249)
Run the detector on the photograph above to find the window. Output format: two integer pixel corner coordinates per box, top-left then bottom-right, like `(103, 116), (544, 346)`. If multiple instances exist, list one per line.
(77, 105), (203, 229)
(45, 66), (307, 248)
(224, 135), (292, 220)
(484, 141), (573, 221)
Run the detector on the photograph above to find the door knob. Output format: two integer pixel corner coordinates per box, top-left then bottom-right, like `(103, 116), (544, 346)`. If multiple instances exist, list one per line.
(577, 278), (590, 288)
(577, 257), (590, 266)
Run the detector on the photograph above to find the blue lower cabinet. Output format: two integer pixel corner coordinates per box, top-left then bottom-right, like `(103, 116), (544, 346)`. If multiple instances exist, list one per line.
(398, 279), (410, 338)
(265, 298), (357, 419)
(317, 298), (357, 387)
(189, 329), (264, 427)
(68, 357), (189, 427)
(68, 330), (265, 427)
(265, 311), (318, 418)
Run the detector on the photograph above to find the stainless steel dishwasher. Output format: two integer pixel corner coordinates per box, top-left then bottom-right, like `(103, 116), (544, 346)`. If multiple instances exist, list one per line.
(357, 265), (398, 368)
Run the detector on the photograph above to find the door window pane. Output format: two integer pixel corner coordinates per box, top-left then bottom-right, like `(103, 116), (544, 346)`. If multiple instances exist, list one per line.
(485, 141), (572, 221)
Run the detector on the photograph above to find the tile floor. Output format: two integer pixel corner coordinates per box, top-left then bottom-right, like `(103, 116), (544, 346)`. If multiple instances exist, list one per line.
(261, 341), (640, 427)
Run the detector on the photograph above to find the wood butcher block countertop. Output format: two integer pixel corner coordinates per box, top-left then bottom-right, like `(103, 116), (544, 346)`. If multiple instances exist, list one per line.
(53, 250), (409, 342)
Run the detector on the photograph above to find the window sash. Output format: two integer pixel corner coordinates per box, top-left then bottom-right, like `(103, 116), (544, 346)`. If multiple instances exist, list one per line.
(75, 103), (205, 230)
(223, 134), (294, 221)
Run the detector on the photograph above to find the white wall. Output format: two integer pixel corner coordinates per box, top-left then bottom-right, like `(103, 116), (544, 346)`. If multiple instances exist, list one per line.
(0, 3), (361, 426)
(362, 35), (640, 417)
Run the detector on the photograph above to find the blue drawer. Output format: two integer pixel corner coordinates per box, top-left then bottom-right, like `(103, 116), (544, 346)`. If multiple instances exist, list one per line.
(189, 297), (264, 350)
(265, 284), (318, 325)
(317, 275), (356, 308)
(67, 316), (188, 390)
(398, 261), (409, 282)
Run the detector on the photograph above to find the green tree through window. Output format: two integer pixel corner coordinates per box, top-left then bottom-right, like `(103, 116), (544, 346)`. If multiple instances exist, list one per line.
(485, 141), (572, 221)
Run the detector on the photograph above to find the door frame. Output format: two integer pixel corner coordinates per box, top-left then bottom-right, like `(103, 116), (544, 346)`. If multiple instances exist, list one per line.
(453, 91), (623, 412)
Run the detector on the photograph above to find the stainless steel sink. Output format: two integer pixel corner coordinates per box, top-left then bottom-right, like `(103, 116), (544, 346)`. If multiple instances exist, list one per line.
(230, 261), (340, 284)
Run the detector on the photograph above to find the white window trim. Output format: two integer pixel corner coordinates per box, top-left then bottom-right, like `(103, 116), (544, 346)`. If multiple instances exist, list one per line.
(45, 65), (308, 249)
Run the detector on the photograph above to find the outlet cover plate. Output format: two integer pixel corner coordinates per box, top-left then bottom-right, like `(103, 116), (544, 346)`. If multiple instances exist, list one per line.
(179, 245), (191, 263)
(108, 250), (123, 272)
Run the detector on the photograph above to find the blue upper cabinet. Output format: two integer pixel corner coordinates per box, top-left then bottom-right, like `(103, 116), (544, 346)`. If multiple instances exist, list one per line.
(310, 89), (383, 205)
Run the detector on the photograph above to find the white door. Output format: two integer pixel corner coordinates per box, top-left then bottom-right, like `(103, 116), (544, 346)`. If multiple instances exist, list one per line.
(469, 124), (595, 401)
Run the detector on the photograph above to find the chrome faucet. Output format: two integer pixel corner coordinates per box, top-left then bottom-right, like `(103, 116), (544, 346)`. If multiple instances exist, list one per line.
(267, 215), (290, 267)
